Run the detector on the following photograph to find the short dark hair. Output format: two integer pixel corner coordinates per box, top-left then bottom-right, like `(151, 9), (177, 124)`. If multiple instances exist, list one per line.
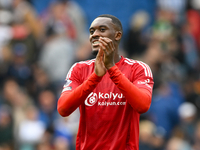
(97, 14), (123, 32)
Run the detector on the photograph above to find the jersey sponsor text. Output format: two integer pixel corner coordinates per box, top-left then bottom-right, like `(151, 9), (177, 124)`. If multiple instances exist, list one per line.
(85, 92), (125, 106)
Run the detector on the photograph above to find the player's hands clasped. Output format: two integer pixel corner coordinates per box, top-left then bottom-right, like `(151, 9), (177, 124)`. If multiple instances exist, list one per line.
(95, 37), (115, 77)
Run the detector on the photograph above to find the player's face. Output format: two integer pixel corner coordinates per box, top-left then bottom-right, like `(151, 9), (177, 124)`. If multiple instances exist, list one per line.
(89, 17), (116, 53)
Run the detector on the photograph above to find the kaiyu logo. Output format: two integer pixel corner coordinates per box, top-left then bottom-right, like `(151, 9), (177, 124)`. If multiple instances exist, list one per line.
(85, 92), (98, 106)
(85, 92), (124, 106)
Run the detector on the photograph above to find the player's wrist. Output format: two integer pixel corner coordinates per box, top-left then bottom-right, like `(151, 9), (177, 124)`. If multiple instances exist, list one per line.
(105, 63), (115, 70)
(92, 72), (103, 81)
(107, 65), (118, 72)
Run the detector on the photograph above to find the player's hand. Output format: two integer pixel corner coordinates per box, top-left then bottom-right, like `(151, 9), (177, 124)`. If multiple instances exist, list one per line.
(99, 37), (115, 69)
(95, 46), (107, 77)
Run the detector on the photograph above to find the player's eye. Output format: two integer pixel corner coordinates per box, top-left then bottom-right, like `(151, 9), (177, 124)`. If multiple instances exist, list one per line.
(89, 29), (94, 35)
(100, 28), (106, 32)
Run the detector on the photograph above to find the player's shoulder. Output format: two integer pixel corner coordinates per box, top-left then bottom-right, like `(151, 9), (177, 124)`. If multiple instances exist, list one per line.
(66, 59), (95, 79)
(123, 57), (148, 67)
(71, 59), (95, 69)
(123, 57), (152, 76)
(77, 59), (95, 66)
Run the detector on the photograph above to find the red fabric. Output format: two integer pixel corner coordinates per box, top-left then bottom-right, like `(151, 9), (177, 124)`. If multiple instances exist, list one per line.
(108, 65), (152, 113)
(57, 56), (154, 150)
(57, 72), (102, 116)
(12, 25), (29, 39)
(187, 10), (200, 49)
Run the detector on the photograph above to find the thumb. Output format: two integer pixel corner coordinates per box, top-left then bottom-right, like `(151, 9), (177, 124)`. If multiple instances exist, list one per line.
(96, 48), (104, 60)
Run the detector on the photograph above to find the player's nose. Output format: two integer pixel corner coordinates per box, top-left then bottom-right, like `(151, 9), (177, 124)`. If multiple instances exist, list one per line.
(90, 31), (100, 42)
(92, 30), (101, 38)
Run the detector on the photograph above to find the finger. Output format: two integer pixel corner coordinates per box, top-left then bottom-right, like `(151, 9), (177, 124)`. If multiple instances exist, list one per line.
(99, 38), (109, 52)
(100, 37), (111, 43)
(99, 42), (107, 55)
(96, 46), (104, 59)
(100, 37), (114, 52)
(109, 39), (115, 51)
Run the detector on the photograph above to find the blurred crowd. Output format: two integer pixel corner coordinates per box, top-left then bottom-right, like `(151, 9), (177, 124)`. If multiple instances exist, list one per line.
(0, 0), (200, 150)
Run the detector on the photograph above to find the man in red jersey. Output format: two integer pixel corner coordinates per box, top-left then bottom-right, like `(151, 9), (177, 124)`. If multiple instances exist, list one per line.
(57, 14), (154, 150)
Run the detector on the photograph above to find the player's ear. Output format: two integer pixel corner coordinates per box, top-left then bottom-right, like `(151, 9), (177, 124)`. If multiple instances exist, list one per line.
(115, 31), (122, 41)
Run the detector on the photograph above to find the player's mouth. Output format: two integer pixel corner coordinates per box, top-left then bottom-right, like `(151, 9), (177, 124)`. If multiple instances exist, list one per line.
(92, 40), (100, 47)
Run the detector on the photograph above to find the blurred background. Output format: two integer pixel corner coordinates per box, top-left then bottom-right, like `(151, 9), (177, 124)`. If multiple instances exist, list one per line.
(0, 0), (200, 149)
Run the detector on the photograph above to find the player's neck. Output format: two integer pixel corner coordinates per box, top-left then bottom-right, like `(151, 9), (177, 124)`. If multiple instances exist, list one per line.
(114, 53), (121, 64)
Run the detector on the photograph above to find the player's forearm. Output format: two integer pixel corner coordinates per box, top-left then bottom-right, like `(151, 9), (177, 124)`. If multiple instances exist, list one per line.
(108, 66), (152, 114)
(57, 72), (102, 117)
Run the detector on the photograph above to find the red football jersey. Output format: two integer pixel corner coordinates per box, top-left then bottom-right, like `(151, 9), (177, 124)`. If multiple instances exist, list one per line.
(60, 56), (154, 150)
